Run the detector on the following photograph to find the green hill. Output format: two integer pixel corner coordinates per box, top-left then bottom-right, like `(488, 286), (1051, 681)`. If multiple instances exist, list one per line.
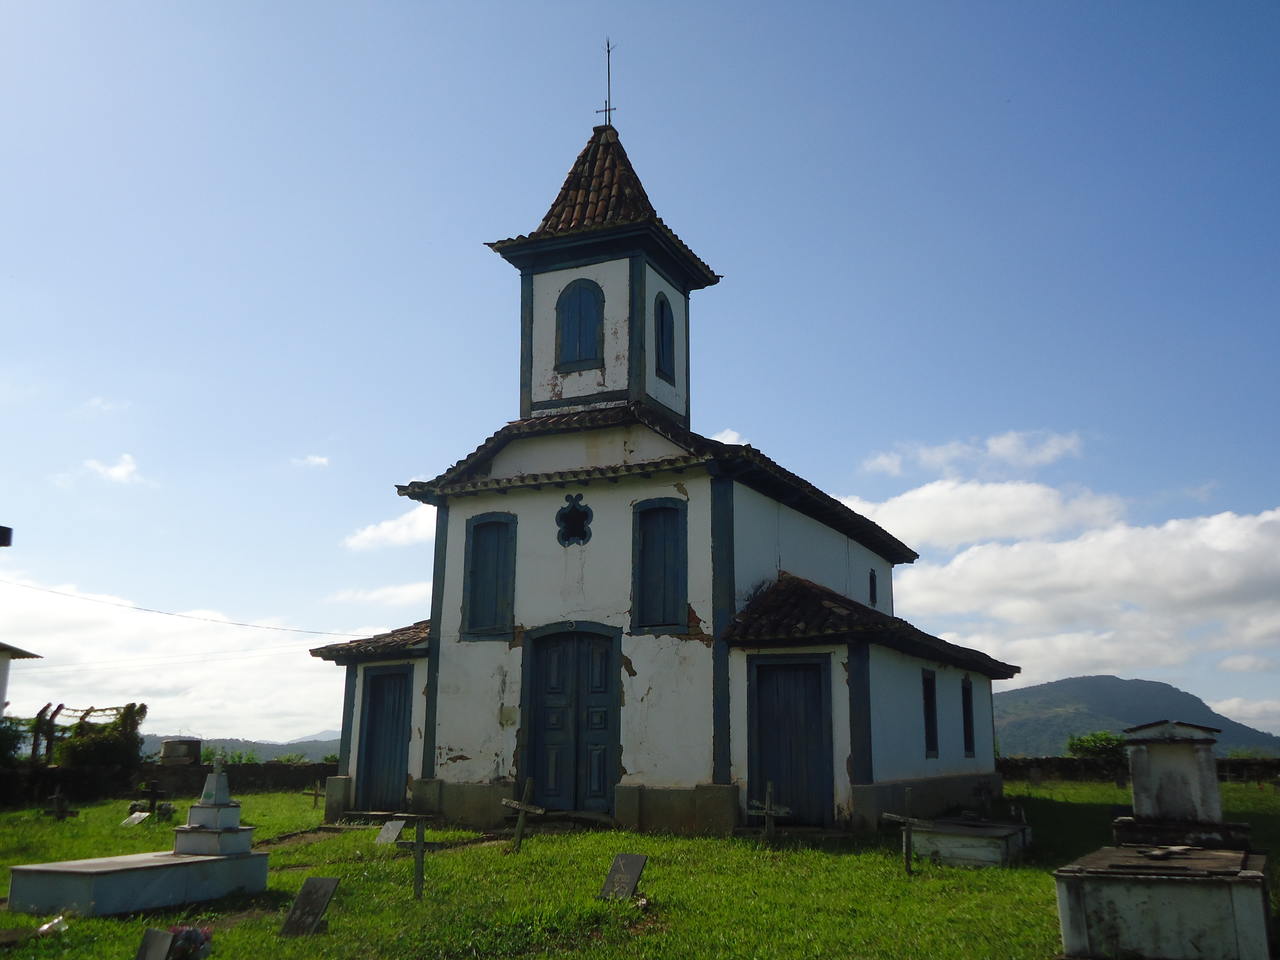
(994, 675), (1280, 757)
(140, 735), (339, 762)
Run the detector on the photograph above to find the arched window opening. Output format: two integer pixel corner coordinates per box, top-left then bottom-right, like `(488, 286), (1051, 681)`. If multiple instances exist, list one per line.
(556, 279), (605, 372)
(654, 294), (675, 384)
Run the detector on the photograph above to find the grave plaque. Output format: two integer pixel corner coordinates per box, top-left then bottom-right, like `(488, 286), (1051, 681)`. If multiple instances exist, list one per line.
(134, 928), (174, 960)
(375, 819), (406, 845)
(121, 811), (151, 826)
(599, 853), (647, 900)
(280, 877), (340, 937)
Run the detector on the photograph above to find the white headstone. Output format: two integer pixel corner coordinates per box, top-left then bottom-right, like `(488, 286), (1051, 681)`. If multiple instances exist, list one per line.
(1124, 721), (1223, 824)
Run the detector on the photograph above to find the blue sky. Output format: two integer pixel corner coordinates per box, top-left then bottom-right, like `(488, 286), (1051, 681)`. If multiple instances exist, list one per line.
(2, 2), (1277, 741)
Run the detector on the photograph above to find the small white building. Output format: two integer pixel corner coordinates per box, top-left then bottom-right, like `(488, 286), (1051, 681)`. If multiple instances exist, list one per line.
(1, 641), (40, 714)
(312, 125), (1019, 832)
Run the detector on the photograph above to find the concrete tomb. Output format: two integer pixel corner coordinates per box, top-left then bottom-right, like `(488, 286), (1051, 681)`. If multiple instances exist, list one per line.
(8, 759), (268, 916)
(1055, 720), (1273, 960)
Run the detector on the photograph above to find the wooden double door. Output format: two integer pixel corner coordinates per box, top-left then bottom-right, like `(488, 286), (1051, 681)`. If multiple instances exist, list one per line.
(528, 633), (618, 814)
(748, 655), (834, 826)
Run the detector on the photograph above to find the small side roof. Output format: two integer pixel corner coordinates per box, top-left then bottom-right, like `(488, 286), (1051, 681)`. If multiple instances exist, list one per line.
(0, 641), (40, 660)
(1123, 720), (1221, 742)
(723, 573), (1020, 680)
(310, 621), (430, 665)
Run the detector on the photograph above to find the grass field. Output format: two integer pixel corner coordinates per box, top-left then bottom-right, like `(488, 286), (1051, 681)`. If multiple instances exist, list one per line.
(1, 781), (1276, 959)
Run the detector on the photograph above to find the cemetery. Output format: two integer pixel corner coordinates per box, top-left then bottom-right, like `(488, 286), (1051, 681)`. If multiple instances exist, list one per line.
(0, 754), (1275, 959)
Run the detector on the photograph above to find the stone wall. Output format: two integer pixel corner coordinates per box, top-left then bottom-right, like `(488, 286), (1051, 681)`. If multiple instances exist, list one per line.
(997, 756), (1280, 783)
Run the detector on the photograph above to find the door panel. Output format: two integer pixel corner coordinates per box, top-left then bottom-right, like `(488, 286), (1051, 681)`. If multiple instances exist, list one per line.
(356, 668), (412, 811)
(751, 659), (832, 826)
(530, 632), (617, 813)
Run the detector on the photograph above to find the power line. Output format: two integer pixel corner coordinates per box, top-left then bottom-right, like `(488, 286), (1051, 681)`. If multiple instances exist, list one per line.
(21, 643), (325, 673)
(0, 578), (366, 638)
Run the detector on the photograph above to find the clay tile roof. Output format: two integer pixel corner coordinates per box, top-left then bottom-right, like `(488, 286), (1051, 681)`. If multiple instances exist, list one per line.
(309, 620), (430, 664)
(724, 573), (1020, 680)
(535, 125), (657, 234)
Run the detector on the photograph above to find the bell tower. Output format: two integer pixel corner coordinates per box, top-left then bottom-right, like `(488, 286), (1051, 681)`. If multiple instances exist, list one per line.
(489, 125), (719, 426)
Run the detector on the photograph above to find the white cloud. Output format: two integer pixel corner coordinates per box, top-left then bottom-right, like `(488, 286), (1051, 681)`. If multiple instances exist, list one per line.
(84, 453), (142, 484)
(0, 572), (347, 740)
(1218, 654), (1277, 673)
(344, 504), (436, 550)
(326, 581), (432, 607)
(1207, 698), (1280, 736)
(895, 507), (1280, 691)
(712, 428), (746, 445)
(842, 480), (1124, 550)
(292, 455), (330, 468)
(861, 430), (1082, 478)
(82, 396), (129, 414)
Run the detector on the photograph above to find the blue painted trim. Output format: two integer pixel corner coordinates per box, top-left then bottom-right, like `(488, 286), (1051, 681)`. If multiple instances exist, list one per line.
(460, 511), (517, 640)
(922, 668), (939, 759)
(517, 620), (624, 811)
(338, 663), (358, 775)
(529, 390), (630, 412)
(519, 273), (534, 419)
(710, 476), (735, 785)
(746, 652), (835, 828)
(422, 502), (448, 780)
(961, 674), (976, 758)
(492, 224), (714, 292)
(654, 292), (675, 384)
(847, 641), (873, 784)
(682, 288), (692, 426)
(356, 662), (414, 810)
(554, 278), (605, 373)
(630, 496), (688, 635)
(628, 255), (646, 406)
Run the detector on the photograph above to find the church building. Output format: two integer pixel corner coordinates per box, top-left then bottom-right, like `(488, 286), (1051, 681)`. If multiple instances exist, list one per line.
(311, 124), (1019, 833)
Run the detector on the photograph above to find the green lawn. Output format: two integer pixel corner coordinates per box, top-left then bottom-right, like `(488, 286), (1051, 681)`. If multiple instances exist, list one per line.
(1, 782), (1276, 959)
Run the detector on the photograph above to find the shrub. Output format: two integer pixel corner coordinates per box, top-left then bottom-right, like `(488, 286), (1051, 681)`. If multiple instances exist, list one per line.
(272, 752), (307, 764)
(322, 753), (339, 764)
(0, 716), (26, 765)
(55, 702), (147, 771)
(1066, 730), (1126, 763)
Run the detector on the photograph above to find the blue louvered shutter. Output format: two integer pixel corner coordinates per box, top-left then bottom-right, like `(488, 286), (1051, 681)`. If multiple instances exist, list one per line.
(655, 296), (675, 382)
(466, 518), (513, 631)
(637, 506), (681, 627)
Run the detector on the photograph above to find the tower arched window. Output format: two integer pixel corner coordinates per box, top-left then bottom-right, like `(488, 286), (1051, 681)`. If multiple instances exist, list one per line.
(556, 279), (605, 372)
(654, 293), (675, 384)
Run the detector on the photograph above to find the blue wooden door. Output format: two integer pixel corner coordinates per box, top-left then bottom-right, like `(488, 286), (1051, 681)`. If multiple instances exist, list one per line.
(749, 657), (833, 826)
(356, 667), (412, 811)
(530, 634), (616, 813)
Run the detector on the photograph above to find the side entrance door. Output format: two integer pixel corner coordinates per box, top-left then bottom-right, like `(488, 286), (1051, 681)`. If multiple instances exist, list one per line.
(748, 655), (833, 826)
(529, 632), (618, 813)
(356, 665), (412, 811)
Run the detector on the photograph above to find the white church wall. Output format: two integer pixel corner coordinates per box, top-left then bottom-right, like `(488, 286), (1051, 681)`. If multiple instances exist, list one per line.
(529, 259), (631, 407)
(487, 426), (687, 479)
(433, 465), (717, 785)
(732, 483), (894, 613)
(727, 645), (853, 819)
(642, 263), (687, 418)
(867, 645), (995, 782)
(346, 656), (430, 784)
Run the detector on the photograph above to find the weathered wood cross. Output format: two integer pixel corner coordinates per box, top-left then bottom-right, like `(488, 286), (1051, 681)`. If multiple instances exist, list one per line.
(747, 781), (791, 846)
(501, 779), (544, 854)
(301, 780), (325, 808)
(43, 788), (79, 822)
(133, 780), (167, 814)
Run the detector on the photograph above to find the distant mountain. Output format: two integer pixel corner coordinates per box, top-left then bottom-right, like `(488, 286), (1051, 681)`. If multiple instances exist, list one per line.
(289, 729), (340, 743)
(141, 735), (339, 762)
(994, 675), (1280, 758)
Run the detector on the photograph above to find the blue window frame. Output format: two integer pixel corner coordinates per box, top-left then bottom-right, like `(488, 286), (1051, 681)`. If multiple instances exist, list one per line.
(654, 293), (675, 384)
(461, 512), (516, 637)
(922, 669), (939, 758)
(868, 568), (878, 607)
(631, 498), (687, 633)
(556, 278), (605, 372)
(961, 675), (975, 758)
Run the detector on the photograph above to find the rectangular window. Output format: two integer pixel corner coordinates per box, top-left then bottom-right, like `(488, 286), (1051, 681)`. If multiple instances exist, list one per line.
(632, 498), (687, 632)
(961, 676), (975, 758)
(462, 513), (516, 635)
(922, 669), (938, 758)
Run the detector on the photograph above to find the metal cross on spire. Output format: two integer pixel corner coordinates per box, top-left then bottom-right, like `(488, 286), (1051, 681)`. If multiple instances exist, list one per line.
(595, 37), (616, 126)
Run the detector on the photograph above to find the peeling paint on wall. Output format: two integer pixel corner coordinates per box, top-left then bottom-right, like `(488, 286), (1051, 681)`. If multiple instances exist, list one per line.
(673, 480), (688, 498)
(509, 625), (525, 649)
(621, 653), (637, 677)
(445, 754), (471, 764)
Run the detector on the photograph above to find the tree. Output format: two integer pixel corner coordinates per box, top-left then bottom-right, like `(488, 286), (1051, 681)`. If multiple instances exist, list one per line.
(1066, 730), (1126, 763)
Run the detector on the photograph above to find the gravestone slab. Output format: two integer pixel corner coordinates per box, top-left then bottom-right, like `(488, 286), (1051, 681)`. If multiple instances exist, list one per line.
(599, 854), (647, 900)
(280, 877), (339, 937)
(121, 812), (150, 826)
(375, 820), (406, 845)
(134, 928), (174, 960)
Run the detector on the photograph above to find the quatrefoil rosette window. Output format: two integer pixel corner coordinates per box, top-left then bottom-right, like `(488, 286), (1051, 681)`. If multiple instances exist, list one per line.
(555, 493), (593, 546)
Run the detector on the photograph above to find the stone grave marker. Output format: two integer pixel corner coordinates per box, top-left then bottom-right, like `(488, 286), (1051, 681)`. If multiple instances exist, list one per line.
(599, 854), (647, 900)
(280, 877), (340, 937)
(501, 779), (544, 854)
(375, 819), (406, 845)
(121, 811), (151, 827)
(43, 789), (79, 822)
(134, 928), (174, 960)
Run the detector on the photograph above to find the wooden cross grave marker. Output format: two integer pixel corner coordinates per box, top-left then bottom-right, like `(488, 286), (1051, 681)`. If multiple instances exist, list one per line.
(501, 778), (544, 854)
(599, 853), (647, 900)
(134, 780), (167, 814)
(302, 780), (325, 808)
(747, 781), (790, 846)
(393, 819), (446, 900)
(43, 788), (79, 822)
(280, 876), (340, 937)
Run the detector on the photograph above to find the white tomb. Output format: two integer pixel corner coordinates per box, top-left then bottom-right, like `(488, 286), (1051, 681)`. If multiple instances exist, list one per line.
(8, 760), (268, 916)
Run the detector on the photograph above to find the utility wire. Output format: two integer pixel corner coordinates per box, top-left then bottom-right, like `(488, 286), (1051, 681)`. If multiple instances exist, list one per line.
(0, 577), (366, 638)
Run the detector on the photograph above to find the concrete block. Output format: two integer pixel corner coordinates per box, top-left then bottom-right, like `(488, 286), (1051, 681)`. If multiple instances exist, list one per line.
(849, 772), (1003, 830)
(410, 778), (443, 815)
(694, 783), (739, 836)
(324, 776), (351, 824)
(439, 781), (514, 830)
(638, 787), (697, 835)
(614, 785), (642, 830)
